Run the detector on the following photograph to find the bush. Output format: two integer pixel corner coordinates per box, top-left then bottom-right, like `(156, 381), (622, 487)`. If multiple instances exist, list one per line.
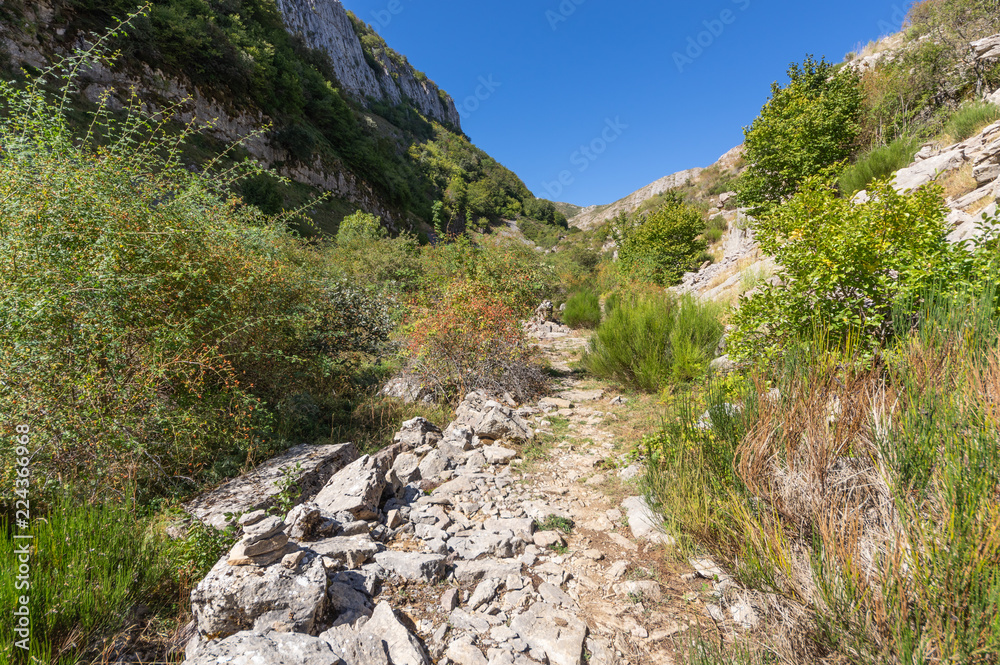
(584, 291), (724, 392)
(838, 135), (923, 196)
(0, 498), (175, 664)
(613, 196), (707, 287)
(405, 280), (547, 402)
(738, 56), (863, 215)
(730, 176), (999, 361)
(337, 210), (386, 243)
(0, 48), (393, 505)
(941, 100), (1000, 143)
(562, 289), (601, 329)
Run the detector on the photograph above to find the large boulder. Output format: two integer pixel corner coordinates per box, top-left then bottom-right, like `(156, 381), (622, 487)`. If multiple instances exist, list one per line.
(184, 443), (359, 530)
(190, 556), (328, 640)
(454, 391), (533, 442)
(373, 551), (447, 583)
(186, 632), (343, 665)
(361, 601), (431, 665)
(393, 417), (442, 448)
(313, 454), (388, 521)
(972, 33), (1000, 61)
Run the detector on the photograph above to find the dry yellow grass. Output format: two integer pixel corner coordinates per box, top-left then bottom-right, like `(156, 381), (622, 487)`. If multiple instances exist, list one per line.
(938, 163), (977, 200)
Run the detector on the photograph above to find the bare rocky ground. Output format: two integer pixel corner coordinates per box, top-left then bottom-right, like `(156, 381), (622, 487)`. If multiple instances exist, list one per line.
(175, 323), (751, 665)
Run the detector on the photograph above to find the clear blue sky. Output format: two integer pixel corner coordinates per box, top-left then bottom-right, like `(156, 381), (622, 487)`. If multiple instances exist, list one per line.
(341, 0), (912, 207)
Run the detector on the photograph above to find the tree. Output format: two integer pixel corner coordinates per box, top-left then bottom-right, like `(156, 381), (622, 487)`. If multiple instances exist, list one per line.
(738, 56), (863, 216)
(614, 195), (706, 286)
(336, 210), (385, 243)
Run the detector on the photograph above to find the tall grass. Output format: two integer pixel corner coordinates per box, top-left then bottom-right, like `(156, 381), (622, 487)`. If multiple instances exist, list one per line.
(838, 135), (923, 196)
(584, 292), (723, 392)
(941, 100), (1000, 143)
(0, 498), (176, 664)
(562, 289), (601, 329)
(646, 285), (1000, 663)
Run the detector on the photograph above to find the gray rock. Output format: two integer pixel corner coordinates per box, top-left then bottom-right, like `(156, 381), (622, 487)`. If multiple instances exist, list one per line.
(340, 520), (370, 537)
(285, 503), (331, 541)
(319, 624), (389, 664)
(893, 147), (966, 193)
(448, 607), (491, 634)
(391, 452), (422, 490)
(191, 557), (327, 639)
(483, 445), (517, 465)
(418, 450), (449, 479)
(468, 577), (503, 611)
(622, 496), (675, 546)
(556, 389), (604, 402)
(449, 532), (518, 560)
(509, 602), (587, 665)
(538, 582), (575, 608)
(309, 536), (380, 569)
(394, 417), (443, 448)
(227, 540), (297, 567)
(241, 532), (290, 557)
(327, 579), (374, 626)
(239, 510), (267, 527)
(972, 33), (1000, 60)
(453, 559), (521, 584)
(360, 601), (430, 665)
(373, 551), (447, 583)
(185, 631), (343, 665)
(314, 454), (388, 521)
(446, 640), (488, 665)
(185, 443), (359, 530)
(242, 515), (284, 542)
(483, 518), (534, 540)
(612, 580), (662, 602)
(441, 588), (460, 611)
(465, 450), (487, 471)
(533, 531), (564, 549)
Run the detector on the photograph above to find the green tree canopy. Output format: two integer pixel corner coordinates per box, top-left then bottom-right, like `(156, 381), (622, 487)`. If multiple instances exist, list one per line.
(614, 194), (706, 286)
(738, 56), (863, 216)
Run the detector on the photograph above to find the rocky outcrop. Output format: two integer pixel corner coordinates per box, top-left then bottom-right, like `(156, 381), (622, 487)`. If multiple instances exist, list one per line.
(568, 167), (705, 231)
(184, 443), (359, 530)
(274, 0), (461, 128)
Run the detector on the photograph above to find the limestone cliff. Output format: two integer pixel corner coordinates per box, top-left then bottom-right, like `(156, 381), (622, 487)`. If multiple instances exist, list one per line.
(274, 0), (461, 128)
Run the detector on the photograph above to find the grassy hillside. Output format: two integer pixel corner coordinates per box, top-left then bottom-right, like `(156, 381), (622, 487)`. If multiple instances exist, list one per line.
(0, 0), (567, 238)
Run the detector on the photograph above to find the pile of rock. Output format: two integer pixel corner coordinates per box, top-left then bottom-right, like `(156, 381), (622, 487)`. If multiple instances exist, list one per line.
(183, 394), (607, 665)
(524, 300), (573, 340)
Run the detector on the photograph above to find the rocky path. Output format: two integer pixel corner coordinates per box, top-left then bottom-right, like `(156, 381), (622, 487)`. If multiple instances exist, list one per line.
(179, 327), (745, 665)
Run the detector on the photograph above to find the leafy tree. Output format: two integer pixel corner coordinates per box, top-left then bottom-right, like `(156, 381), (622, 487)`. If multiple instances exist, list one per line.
(729, 176), (1000, 360)
(738, 56), (863, 215)
(614, 194), (706, 286)
(336, 210), (385, 243)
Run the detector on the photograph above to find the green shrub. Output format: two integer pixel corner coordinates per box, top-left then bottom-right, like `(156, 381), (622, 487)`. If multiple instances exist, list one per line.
(584, 291), (723, 392)
(562, 289), (601, 329)
(337, 210), (386, 243)
(941, 100), (1000, 143)
(838, 135), (923, 196)
(730, 176), (1000, 361)
(613, 195), (707, 287)
(0, 498), (175, 664)
(0, 47), (393, 505)
(738, 56), (863, 215)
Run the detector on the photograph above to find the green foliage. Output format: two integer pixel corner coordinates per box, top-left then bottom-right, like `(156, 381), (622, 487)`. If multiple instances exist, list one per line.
(941, 100), (1000, 142)
(0, 47), (393, 505)
(614, 195), (707, 286)
(562, 289), (601, 329)
(838, 135), (923, 196)
(0, 498), (175, 664)
(337, 210), (386, 243)
(537, 515), (575, 534)
(240, 173), (285, 215)
(738, 56), (863, 215)
(585, 291), (724, 392)
(730, 177), (1000, 361)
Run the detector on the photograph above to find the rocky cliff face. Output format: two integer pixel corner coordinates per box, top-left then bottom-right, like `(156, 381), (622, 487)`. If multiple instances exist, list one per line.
(275, 0), (461, 128)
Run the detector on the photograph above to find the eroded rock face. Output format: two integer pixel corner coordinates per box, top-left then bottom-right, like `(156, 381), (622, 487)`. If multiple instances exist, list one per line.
(185, 631), (344, 665)
(184, 443), (359, 531)
(273, 0), (461, 128)
(191, 556), (328, 639)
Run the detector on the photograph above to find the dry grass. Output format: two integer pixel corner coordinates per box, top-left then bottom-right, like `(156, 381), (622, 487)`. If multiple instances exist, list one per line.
(937, 163), (977, 200)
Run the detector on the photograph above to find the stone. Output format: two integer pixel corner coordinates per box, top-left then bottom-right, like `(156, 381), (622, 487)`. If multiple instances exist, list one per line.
(556, 389), (604, 402)
(533, 531), (564, 549)
(314, 454), (388, 521)
(453, 559), (522, 584)
(284, 503), (330, 541)
(441, 588), (460, 611)
(893, 148), (966, 193)
(539, 397), (574, 410)
(282, 550), (306, 570)
(972, 33), (1000, 60)
(468, 577), (503, 611)
(309, 536), (380, 570)
(604, 561), (628, 579)
(582, 549), (604, 561)
(483, 518), (535, 540)
(340, 520), (370, 537)
(373, 551), (447, 583)
(483, 444), (518, 464)
(538, 582), (575, 608)
(185, 631), (344, 665)
(455, 392), (534, 442)
(446, 640), (489, 665)
(319, 624), (390, 665)
(191, 556), (327, 639)
(391, 452), (422, 490)
(361, 601), (431, 665)
(622, 496), (675, 546)
(689, 557), (730, 582)
(385, 509), (403, 529)
(709, 354), (737, 374)
(730, 599), (760, 629)
(509, 602), (588, 665)
(613, 580), (662, 602)
(326, 580), (375, 626)
(184, 443), (359, 530)
(238, 510), (267, 527)
(226, 540), (296, 567)
(973, 161), (1000, 185)
(242, 515), (284, 542)
(394, 417), (443, 448)
(618, 464), (642, 481)
(448, 607), (492, 634)
(449, 531), (518, 559)
(418, 450), (449, 479)
(381, 373), (436, 404)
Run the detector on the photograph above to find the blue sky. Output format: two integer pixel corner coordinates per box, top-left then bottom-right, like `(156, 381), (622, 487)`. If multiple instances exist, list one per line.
(341, 0), (913, 207)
